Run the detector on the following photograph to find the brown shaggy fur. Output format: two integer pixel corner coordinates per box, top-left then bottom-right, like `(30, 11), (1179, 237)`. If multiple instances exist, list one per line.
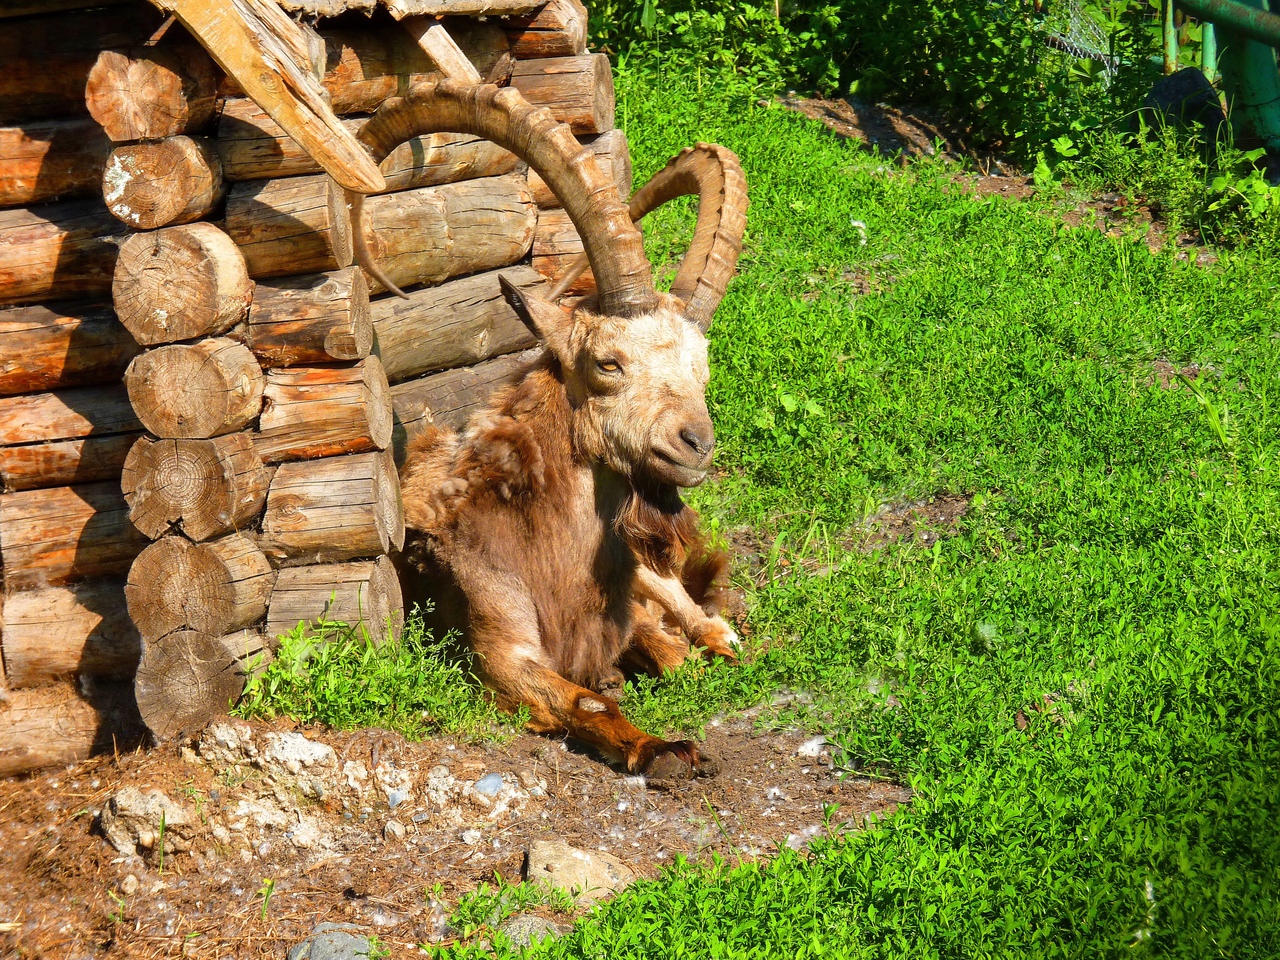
(399, 292), (738, 776)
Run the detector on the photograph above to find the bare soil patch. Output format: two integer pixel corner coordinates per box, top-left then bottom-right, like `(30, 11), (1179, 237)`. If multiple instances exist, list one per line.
(854, 494), (973, 552)
(0, 711), (907, 958)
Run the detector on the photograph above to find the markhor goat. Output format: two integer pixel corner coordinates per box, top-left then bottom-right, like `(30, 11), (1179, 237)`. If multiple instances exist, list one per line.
(351, 80), (747, 778)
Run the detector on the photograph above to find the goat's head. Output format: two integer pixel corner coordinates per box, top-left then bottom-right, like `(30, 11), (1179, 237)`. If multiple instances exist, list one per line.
(501, 282), (713, 487)
(349, 80), (747, 487)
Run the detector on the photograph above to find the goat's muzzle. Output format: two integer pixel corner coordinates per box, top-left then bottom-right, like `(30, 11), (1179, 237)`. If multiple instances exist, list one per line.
(651, 414), (715, 487)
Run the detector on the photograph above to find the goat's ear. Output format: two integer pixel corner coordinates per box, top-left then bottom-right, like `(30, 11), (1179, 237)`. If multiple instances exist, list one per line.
(499, 275), (572, 357)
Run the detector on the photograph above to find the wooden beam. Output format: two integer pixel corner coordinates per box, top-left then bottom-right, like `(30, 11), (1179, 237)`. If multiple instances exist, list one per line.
(402, 19), (482, 83)
(152, 0), (386, 194)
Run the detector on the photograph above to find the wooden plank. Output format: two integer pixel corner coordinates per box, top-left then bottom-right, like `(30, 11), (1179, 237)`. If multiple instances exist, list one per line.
(153, 0), (385, 193)
(402, 19), (482, 83)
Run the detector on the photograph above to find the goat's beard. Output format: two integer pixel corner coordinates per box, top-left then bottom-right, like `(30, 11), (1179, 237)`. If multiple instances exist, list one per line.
(614, 480), (700, 578)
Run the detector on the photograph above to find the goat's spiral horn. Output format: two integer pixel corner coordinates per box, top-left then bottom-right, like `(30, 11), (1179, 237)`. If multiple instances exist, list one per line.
(549, 143), (748, 330)
(349, 79), (659, 319)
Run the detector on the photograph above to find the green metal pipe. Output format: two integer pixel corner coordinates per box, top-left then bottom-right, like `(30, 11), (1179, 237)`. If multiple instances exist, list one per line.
(1177, 0), (1280, 50)
(1202, 20), (1219, 80)
(1211, 0), (1280, 149)
(1164, 0), (1180, 73)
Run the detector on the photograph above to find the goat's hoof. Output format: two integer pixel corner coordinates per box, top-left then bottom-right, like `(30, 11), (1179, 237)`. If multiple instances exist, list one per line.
(642, 740), (719, 781)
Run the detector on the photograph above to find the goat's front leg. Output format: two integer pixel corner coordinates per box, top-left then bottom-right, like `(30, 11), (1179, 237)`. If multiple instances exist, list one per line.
(621, 600), (695, 677)
(469, 601), (708, 778)
(633, 564), (740, 661)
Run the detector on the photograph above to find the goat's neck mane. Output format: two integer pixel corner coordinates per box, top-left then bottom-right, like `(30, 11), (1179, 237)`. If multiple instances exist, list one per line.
(615, 481), (699, 577)
(515, 352), (698, 576)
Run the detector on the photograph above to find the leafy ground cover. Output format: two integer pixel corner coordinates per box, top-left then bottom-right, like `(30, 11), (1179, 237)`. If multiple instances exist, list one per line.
(448, 65), (1275, 957)
(243, 62), (1279, 957)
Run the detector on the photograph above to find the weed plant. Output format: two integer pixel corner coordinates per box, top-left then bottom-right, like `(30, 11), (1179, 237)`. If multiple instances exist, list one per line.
(235, 614), (518, 742)
(425, 62), (1280, 958)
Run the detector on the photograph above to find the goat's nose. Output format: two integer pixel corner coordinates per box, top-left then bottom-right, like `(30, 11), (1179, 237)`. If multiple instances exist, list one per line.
(680, 420), (715, 458)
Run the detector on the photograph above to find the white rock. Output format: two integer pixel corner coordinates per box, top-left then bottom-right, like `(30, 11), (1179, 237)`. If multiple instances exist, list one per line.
(262, 732), (335, 772)
(384, 820), (406, 841)
(98, 787), (200, 856)
(524, 839), (635, 903)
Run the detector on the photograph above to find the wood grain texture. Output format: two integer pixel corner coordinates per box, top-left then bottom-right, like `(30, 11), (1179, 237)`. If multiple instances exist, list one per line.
(532, 206), (594, 294)
(528, 129), (631, 209)
(154, 0), (385, 194)
(216, 98), (518, 186)
(0, 200), (125, 307)
(265, 555), (403, 642)
(360, 173), (536, 294)
(0, 385), (139, 447)
(125, 339), (264, 440)
(112, 222), (253, 345)
(84, 39), (219, 142)
(254, 355), (392, 463)
(510, 54), (615, 135)
(504, 0), (588, 58)
(120, 433), (271, 542)
(126, 534), (274, 639)
(389, 348), (539, 464)
(0, 384), (141, 492)
(260, 448), (403, 566)
(403, 20), (482, 83)
(225, 173), (354, 278)
(0, 6), (165, 124)
(1, 579), (140, 688)
(383, 0), (541, 16)
(372, 265), (541, 384)
(0, 302), (140, 396)
(134, 628), (270, 740)
(222, 18), (507, 117)
(0, 117), (111, 208)
(103, 136), (224, 230)
(0, 432), (140, 493)
(0, 681), (145, 778)
(247, 267), (372, 367)
(0, 481), (147, 590)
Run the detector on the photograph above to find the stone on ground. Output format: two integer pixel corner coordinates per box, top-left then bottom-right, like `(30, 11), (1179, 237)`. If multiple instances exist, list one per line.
(499, 913), (568, 947)
(98, 787), (200, 856)
(524, 839), (635, 903)
(286, 922), (372, 960)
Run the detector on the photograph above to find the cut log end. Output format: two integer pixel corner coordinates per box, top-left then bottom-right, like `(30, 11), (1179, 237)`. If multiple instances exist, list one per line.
(134, 629), (270, 741)
(84, 41), (219, 142)
(124, 338), (263, 439)
(120, 434), (270, 542)
(103, 136), (224, 230)
(113, 223), (252, 345)
(126, 534), (275, 639)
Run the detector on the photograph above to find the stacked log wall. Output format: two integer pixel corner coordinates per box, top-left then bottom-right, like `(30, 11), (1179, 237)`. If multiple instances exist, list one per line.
(0, 0), (625, 771)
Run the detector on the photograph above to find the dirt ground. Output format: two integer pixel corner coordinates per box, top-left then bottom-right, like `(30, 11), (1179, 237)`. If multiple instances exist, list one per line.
(0, 703), (909, 958)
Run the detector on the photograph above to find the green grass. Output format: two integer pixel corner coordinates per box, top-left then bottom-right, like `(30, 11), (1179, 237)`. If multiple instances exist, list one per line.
(426, 64), (1279, 957)
(235, 615), (518, 742)
(242, 60), (1280, 959)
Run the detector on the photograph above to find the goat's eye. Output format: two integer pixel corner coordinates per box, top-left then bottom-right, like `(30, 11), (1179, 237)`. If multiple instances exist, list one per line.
(597, 359), (622, 374)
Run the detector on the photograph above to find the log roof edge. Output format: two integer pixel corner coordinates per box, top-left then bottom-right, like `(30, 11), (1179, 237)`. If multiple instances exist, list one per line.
(5, 0), (546, 19)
